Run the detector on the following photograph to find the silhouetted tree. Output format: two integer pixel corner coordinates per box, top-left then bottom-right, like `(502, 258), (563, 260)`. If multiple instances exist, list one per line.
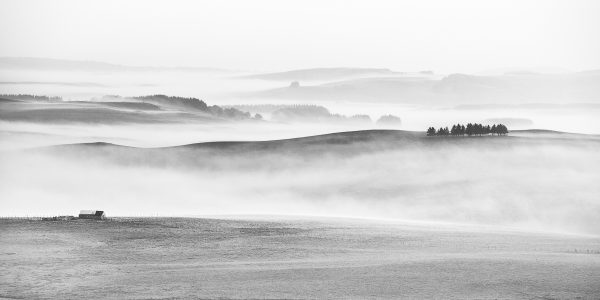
(426, 127), (436, 136)
(497, 124), (508, 135)
(465, 123), (473, 136)
(436, 127), (449, 136)
(475, 123), (484, 135)
(451, 124), (460, 136)
(426, 123), (508, 137)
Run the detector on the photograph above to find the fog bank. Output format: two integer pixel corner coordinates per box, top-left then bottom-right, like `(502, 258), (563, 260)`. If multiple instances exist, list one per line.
(1, 132), (599, 236)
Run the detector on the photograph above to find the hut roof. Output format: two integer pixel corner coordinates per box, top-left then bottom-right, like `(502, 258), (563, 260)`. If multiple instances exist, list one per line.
(79, 210), (104, 216)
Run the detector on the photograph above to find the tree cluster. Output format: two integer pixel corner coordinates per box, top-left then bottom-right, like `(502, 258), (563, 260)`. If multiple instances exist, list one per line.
(0, 94), (62, 101)
(426, 123), (508, 136)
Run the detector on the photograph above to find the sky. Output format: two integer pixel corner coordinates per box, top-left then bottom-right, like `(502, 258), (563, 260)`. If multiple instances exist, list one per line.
(0, 0), (599, 73)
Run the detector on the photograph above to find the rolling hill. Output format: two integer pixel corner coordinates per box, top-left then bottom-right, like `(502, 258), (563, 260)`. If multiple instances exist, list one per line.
(240, 67), (401, 82)
(0, 57), (228, 73)
(0, 94), (254, 124)
(39, 129), (600, 169)
(246, 71), (600, 104)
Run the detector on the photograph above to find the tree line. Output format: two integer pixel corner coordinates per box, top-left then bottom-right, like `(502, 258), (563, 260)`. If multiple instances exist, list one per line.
(427, 123), (508, 136)
(131, 95), (258, 120)
(0, 94), (62, 101)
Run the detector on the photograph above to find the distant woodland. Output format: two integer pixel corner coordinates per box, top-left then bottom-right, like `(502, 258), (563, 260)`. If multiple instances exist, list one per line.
(1, 94), (405, 125)
(1, 94), (261, 121)
(427, 123), (508, 136)
(0, 94), (62, 101)
(129, 95), (257, 120)
(230, 104), (400, 125)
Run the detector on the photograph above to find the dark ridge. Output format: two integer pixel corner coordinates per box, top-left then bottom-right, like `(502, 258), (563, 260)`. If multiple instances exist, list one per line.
(38, 130), (420, 151)
(31, 129), (600, 171)
(130, 95), (252, 119)
(74, 142), (123, 147)
(36, 128), (599, 157)
(0, 94), (62, 101)
(0, 108), (176, 124)
(0, 97), (23, 103)
(45, 142), (132, 149)
(70, 101), (161, 111)
(174, 129), (421, 148)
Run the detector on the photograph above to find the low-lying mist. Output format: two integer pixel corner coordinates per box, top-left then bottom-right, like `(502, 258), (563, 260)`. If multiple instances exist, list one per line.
(1, 133), (599, 236)
(3, 65), (600, 135)
(2, 63), (600, 236)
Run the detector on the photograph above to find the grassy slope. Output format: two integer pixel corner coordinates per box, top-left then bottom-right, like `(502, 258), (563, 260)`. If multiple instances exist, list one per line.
(0, 99), (224, 124)
(40, 129), (600, 169)
(53, 128), (599, 150)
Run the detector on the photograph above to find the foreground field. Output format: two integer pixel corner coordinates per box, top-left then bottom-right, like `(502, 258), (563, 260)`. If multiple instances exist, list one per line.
(1, 217), (599, 299)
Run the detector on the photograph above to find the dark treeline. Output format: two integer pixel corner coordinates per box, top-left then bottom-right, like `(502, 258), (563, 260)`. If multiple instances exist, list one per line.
(0, 94), (62, 101)
(427, 123), (508, 136)
(131, 95), (258, 120)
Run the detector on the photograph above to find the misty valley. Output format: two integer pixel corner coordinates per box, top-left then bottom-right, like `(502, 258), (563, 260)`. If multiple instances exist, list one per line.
(1, 57), (599, 299)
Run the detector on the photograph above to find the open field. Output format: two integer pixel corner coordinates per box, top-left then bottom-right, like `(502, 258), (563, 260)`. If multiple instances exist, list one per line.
(2, 2), (600, 299)
(1, 217), (599, 299)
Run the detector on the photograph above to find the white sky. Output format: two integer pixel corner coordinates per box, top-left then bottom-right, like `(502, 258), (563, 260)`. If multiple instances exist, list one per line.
(0, 0), (599, 73)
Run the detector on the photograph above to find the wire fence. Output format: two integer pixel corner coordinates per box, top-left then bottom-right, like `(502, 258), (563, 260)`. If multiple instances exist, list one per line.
(0, 216), (45, 220)
(0, 216), (114, 221)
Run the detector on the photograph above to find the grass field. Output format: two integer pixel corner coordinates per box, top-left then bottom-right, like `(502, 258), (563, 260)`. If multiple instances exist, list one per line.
(1, 217), (599, 299)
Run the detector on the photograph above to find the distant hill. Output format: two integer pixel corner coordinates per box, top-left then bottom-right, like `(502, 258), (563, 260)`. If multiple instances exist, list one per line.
(270, 105), (372, 124)
(0, 57), (228, 73)
(69, 101), (161, 111)
(246, 71), (600, 104)
(129, 95), (252, 119)
(228, 104), (298, 114)
(376, 115), (402, 127)
(0, 94), (62, 101)
(248, 76), (434, 103)
(0, 94), (255, 124)
(43, 130), (426, 162)
(230, 104), (375, 124)
(240, 68), (400, 82)
(41, 129), (600, 167)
